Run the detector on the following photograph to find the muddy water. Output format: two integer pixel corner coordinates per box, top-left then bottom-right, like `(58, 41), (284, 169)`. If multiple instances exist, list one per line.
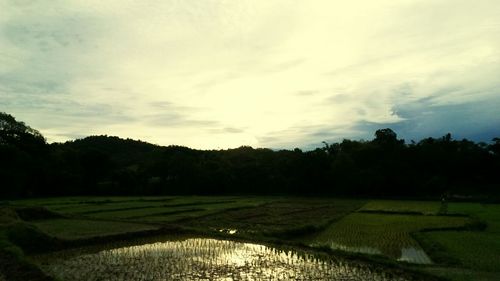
(36, 238), (423, 281)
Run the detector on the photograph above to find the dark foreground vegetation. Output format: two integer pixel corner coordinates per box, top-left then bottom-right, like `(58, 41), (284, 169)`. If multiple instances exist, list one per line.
(1, 112), (499, 199)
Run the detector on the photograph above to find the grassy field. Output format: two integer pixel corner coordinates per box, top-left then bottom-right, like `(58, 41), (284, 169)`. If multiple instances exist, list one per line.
(1, 197), (499, 281)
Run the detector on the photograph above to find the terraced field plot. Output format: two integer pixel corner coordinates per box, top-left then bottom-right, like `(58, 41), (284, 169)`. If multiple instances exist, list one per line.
(359, 200), (442, 215)
(48, 200), (172, 214)
(80, 198), (269, 222)
(447, 203), (500, 232)
(307, 212), (470, 263)
(21, 197), (276, 241)
(12, 197), (172, 209)
(418, 203), (500, 277)
(184, 199), (365, 236)
(422, 231), (500, 271)
(33, 219), (160, 240)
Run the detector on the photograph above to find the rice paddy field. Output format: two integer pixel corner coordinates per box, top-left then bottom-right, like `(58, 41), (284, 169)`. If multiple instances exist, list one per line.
(1, 197), (499, 281)
(33, 238), (422, 281)
(417, 203), (500, 281)
(33, 219), (160, 240)
(359, 200), (443, 215)
(304, 213), (470, 264)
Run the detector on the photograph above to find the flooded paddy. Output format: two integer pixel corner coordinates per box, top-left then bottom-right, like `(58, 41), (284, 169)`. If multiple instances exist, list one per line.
(317, 242), (432, 264)
(34, 238), (425, 281)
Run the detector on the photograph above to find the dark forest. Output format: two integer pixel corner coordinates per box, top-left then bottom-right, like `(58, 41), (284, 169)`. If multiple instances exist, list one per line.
(1, 112), (499, 198)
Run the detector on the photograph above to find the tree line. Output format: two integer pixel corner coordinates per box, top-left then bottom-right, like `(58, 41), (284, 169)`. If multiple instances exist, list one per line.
(1, 112), (499, 198)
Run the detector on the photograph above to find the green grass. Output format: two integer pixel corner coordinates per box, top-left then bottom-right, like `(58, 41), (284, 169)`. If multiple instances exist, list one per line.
(33, 219), (160, 240)
(359, 200), (442, 215)
(307, 213), (469, 261)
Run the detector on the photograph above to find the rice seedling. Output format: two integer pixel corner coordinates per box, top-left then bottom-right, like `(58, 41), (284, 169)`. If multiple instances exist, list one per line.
(307, 213), (470, 264)
(36, 238), (423, 281)
(418, 203), (500, 274)
(422, 231), (500, 272)
(447, 203), (500, 232)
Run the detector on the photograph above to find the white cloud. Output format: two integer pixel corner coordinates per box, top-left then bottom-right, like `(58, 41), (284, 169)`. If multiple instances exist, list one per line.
(1, 0), (499, 148)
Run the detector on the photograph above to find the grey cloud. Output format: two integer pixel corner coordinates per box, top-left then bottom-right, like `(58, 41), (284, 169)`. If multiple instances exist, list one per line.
(52, 133), (87, 141)
(222, 127), (244, 133)
(145, 113), (218, 128)
(0, 76), (64, 95)
(148, 101), (198, 112)
(0, 1), (104, 121)
(260, 87), (500, 149)
(257, 124), (352, 150)
(326, 94), (351, 104)
(355, 108), (367, 116)
(354, 95), (500, 143)
(207, 127), (245, 134)
(1, 95), (137, 131)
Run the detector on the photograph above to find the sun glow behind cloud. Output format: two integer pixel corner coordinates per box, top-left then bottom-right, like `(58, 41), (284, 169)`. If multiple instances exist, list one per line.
(1, 0), (500, 149)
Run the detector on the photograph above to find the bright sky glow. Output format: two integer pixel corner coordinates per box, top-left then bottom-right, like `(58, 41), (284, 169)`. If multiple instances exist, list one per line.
(1, 0), (500, 149)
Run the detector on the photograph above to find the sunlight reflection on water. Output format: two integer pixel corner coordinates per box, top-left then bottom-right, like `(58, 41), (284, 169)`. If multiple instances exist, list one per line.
(41, 238), (419, 281)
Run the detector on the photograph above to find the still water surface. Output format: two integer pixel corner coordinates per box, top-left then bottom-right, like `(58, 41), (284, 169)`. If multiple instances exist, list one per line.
(38, 238), (423, 281)
(321, 242), (432, 264)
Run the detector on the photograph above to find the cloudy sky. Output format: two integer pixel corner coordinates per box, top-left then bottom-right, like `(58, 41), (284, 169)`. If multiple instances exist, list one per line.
(1, 0), (500, 149)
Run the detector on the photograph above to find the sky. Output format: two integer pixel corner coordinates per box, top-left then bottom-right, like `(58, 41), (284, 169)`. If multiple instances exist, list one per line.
(1, 0), (500, 149)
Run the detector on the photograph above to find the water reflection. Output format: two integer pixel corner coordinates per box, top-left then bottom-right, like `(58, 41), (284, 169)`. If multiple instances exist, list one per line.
(324, 242), (383, 255)
(218, 228), (238, 234)
(315, 242), (432, 264)
(40, 238), (419, 281)
(398, 247), (432, 264)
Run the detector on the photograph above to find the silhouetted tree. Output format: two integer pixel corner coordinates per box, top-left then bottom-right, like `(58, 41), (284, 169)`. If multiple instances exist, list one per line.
(0, 113), (48, 197)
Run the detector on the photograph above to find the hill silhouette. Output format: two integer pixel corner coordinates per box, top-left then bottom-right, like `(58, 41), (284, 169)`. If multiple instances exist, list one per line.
(1, 112), (499, 199)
